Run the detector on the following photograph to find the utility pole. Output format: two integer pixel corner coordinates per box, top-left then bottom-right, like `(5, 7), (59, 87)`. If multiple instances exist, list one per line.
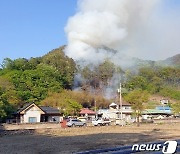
(95, 100), (96, 112)
(120, 83), (123, 123)
(118, 82), (123, 126)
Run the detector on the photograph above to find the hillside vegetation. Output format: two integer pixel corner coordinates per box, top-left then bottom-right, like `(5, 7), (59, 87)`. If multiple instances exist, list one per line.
(0, 46), (179, 121)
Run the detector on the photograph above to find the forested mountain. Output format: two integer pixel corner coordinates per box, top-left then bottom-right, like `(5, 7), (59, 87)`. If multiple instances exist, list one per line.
(159, 54), (180, 67)
(129, 54), (180, 69)
(0, 46), (179, 121)
(0, 47), (76, 121)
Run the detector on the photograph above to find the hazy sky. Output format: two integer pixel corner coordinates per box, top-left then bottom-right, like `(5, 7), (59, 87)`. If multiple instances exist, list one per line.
(0, 0), (180, 64)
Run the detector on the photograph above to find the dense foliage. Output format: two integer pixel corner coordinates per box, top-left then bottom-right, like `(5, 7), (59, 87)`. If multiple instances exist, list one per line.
(125, 66), (180, 100)
(0, 77), (18, 121)
(0, 47), (77, 121)
(0, 46), (179, 121)
(79, 59), (123, 96)
(124, 89), (149, 126)
(41, 90), (110, 113)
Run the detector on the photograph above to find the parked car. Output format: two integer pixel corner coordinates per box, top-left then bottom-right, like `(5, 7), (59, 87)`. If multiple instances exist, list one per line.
(77, 117), (87, 122)
(66, 119), (87, 127)
(92, 118), (111, 126)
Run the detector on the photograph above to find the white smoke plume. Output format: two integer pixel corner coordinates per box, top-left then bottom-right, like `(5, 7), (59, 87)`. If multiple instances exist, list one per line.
(64, 0), (180, 99)
(65, 0), (163, 66)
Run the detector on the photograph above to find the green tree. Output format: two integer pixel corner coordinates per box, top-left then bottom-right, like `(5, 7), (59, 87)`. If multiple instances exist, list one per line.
(0, 101), (6, 120)
(80, 60), (123, 96)
(9, 64), (64, 102)
(0, 76), (21, 106)
(1, 58), (14, 69)
(66, 100), (82, 116)
(95, 59), (116, 86)
(139, 67), (155, 81)
(0, 87), (15, 122)
(125, 90), (149, 126)
(160, 87), (180, 100)
(13, 58), (30, 70)
(126, 76), (148, 91)
(42, 46), (77, 89)
(28, 57), (42, 69)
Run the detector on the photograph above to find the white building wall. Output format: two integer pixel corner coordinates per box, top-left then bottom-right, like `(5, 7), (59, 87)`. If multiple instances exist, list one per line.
(23, 106), (42, 123)
(98, 107), (133, 123)
(107, 112), (117, 119)
(20, 115), (24, 123)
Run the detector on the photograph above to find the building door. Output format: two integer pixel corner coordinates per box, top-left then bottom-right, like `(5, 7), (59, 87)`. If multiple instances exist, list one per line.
(29, 117), (37, 123)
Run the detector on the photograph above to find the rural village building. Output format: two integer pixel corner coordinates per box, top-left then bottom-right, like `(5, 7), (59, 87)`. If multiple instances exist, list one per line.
(79, 108), (96, 120)
(98, 102), (133, 123)
(142, 106), (172, 120)
(14, 103), (61, 123)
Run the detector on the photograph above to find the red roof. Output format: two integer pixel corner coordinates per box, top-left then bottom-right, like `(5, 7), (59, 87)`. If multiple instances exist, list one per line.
(80, 108), (96, 115)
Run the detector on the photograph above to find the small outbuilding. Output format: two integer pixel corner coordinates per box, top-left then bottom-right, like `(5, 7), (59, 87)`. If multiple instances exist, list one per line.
(79, 108), (96, 120)
(15, 103), (61, 123)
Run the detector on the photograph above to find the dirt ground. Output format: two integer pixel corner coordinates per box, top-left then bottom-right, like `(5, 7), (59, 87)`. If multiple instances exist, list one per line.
(0, 123), (180, 154)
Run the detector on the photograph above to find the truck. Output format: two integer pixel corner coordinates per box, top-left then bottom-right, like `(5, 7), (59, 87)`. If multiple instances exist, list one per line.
(92, 118), (111, 126)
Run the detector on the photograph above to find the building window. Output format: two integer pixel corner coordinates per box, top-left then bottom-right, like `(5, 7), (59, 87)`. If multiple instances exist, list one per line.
(29, 117), (37, 123)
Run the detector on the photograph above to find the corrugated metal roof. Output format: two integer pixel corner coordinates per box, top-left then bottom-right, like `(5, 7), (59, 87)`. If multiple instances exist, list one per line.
(143, 109), (172, 115)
